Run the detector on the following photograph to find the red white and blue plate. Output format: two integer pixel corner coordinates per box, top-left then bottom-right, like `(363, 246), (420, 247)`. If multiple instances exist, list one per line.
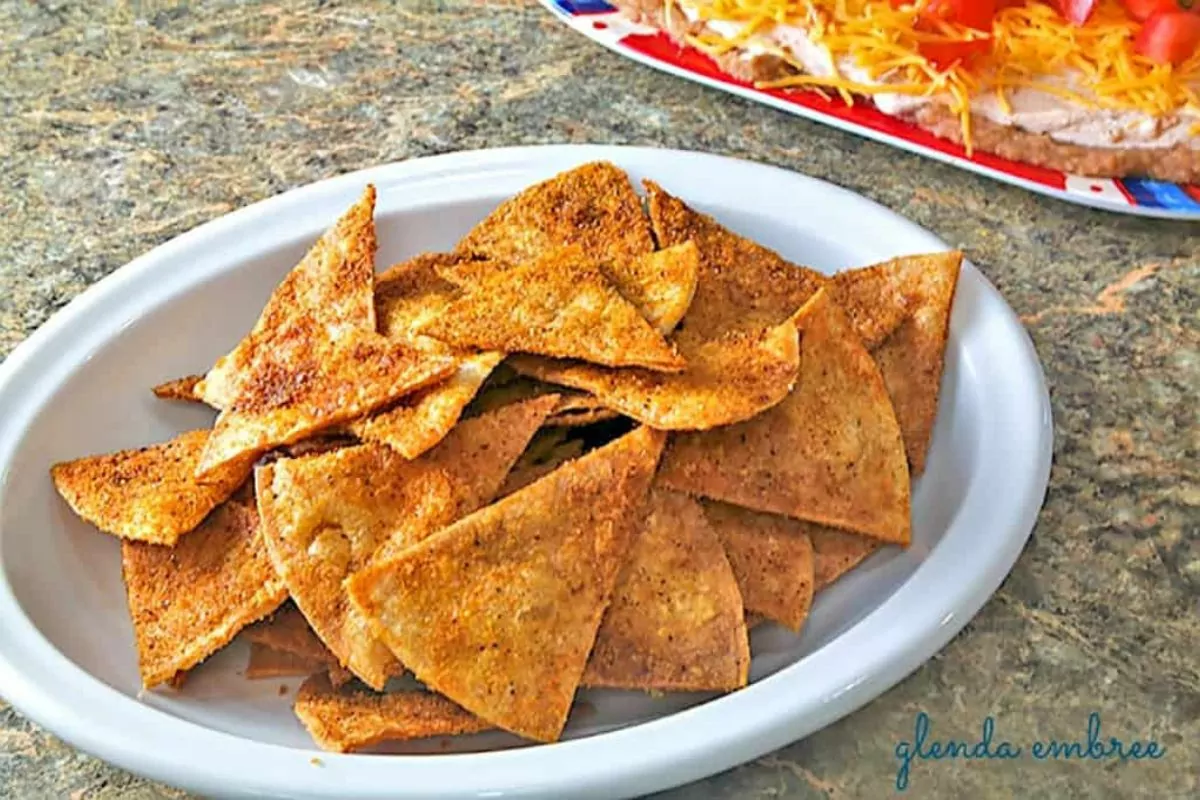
(543, 0), (1200, 220)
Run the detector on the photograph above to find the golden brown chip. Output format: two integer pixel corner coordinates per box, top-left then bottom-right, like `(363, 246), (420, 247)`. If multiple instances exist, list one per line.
(629, 241), (700, 334)
(497, 429), (586, 498)
(419, 246), (685, 372)
(294, 673), (490, 753)
(510, 315), (799, 430)
(659, 289), (912, 544)
(347, 426), (665, 742)
(829, 263), (910, 350)
(545, 392), (619, 428)
(348, 351), (504, 459)
(198, 332), (456, 477)
(745, 613), (768, 629)
(455, 161), (656, 293)
(701, 501), (815, 632)
(872, 252), (963, 475)
(811, 527), (881, 591)
(198, 186), (379, 409)
(257, 396), (557, 689)
(242, 603), (353, 686)
(122, 496), (287, 687)
(152, 375), (205, 403)
(645, 179), (826, 339)
(582, 487), (749, 691)
(51, 429), (251, 545)
(374, 253), (469, 348)
(245, 644), (326, 680)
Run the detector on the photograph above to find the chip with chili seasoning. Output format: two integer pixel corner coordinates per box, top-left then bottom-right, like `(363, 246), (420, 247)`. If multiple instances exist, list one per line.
(811, 527), (882, 591)
(241, 603), (352, 686)
(659, 289), (912, 545)
(582, 487), (749, 692)
(346, 426), (664, 742)
(293, 673), (491, 753)
(151, 374), (204, 403)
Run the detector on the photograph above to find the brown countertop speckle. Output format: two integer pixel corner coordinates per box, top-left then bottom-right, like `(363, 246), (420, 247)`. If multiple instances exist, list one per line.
(1, 1), (1196, 798)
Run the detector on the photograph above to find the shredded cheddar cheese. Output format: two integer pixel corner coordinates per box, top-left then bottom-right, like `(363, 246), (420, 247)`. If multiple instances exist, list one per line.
(677, 0), (1200, 151)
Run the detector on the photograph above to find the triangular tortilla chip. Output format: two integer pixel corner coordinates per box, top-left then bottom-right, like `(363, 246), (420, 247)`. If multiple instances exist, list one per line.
(659, 289), (912, 544)
(454, 161), (657, 297)
(872, 252), (962, 475)
(245, 644), (326, 680)
(701, 501), (815, 632)
(257, 396), (557, 689)
(829, 263), (910, 350)
(811, 527), (880, 591)
(348, 351), (504, 459)
(419, 246), (685, 372)
(122, 496), (287, 687)
(198, 186), (379, 409)
(645, 179), (826, 339)
(510, 316), (799, 430)
(347, 426), (665, 742)
(497, 428), (586, 498)
(582, 487), (749, 691)
(152, 375), (204, 403)
(374, 253), (468, 348)
(242, 602), (353, 686)
(440, 243), (699, 336)
(294, 673), (490, 753)
(51, 429), (251, 545)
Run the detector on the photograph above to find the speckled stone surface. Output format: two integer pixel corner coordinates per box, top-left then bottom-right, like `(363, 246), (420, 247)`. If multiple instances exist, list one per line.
(1, 1), (1197, 797)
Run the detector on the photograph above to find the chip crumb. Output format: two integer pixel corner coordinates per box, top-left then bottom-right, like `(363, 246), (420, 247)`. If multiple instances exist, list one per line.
(310, 756), (324, 767)
(279, 684), (289, 696)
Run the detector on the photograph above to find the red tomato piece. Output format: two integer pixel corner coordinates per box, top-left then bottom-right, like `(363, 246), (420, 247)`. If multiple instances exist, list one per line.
(1052, 0), (1099, 24)
(926, 0), (998, 29)
(1135, 11), (1200, 64)
(1121, 0), (1195, 20)
(920, 38), (993, 69)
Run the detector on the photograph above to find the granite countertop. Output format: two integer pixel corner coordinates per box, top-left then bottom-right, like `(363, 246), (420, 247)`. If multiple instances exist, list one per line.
(1, 1), (1196, 797)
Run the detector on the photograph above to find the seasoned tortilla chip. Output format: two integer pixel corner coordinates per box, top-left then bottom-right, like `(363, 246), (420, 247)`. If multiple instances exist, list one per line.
(198, 186), (379, 409)
(545, 392), (619, 428)
(348, 351), (504, 459)
(510, 316), (799, 430)
(242, 602), (353, 686)
(701, 501), (815, 632)
(374, 253), (468, 348)
(245, 644), (326, 680)
(51, 429), (251, 545)
(122, 496), (287, 687)
(497, 429), (585, 498)
(582, 488), (749, 691)
(745, 613), (767, 629)
(420, 246), (685, 372)
(455, 161), (656, 293)
(811, 527), (880, 591)
(347, 426), (665, 742)
(659, 289), (911, 544)
(198, 332), (456, 477)
(872, 252), (963, 475)
(294, 673), (490, 753)
(645, 179), (826, 338)
(152, 375), (204, 403)
(829, 263), (910, 350)
(257, 396), (557, 689)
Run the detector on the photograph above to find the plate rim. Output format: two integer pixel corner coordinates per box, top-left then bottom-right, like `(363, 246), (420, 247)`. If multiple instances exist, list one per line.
(539, 0), (1200, 222)
(0, 145), (1053, 799)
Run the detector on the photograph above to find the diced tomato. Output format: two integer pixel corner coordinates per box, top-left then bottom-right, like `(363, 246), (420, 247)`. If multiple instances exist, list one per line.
(1121, 0), (1196, 20)
(1135, 11), (1200, 64)
(920, 38), (993, 69)
(925, 0), (998, 29)
(1052, 0), (1099, 24)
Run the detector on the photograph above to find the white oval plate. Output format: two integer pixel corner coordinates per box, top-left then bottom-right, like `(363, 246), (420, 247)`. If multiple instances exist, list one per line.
(0, 146), (1052, 799)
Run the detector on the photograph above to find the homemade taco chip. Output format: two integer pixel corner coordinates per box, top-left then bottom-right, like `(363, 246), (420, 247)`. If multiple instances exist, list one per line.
(122, 495), (287, 687)
(242, 602), (353, 686)
(700, 501), (815, 632)
(659, 289), (912, 545)
(51, 429), (251, 545)
(419, 246), (685, 372)
(294, 673), (490, 753)
(245, 644), (326, 680)
(152, 374), (204, 403)
(257, 396), (556, 689)
(582, 487), (749, 692)
(374, 253), (469, 347)
(346, 426), (665, 742)
(348, 351), (504, 459)
(454, 161), (657, 297)
(811, 527), (881, 591)
(872, 252), (963, 475)
(510, 315), (799, 430)
(198, 186), (379, 410)
(496, 428), (586, 498)
(545, 392), (619, 428)
(829, 262), (910, 350)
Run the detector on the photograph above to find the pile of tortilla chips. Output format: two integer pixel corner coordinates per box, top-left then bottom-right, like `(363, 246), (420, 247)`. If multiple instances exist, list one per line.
(51, 162), (961, 753)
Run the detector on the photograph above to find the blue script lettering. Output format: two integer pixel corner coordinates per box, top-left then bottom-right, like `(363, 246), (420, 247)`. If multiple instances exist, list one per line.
(894, 712), (1022, 791)
(1033, 713), (1169, 762)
